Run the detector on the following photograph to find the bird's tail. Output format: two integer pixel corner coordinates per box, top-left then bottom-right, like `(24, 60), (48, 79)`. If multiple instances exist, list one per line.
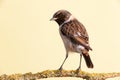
(83, 53), (94, 68)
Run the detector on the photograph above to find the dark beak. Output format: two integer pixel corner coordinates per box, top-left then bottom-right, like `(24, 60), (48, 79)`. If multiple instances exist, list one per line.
(50, 17), (57, 21)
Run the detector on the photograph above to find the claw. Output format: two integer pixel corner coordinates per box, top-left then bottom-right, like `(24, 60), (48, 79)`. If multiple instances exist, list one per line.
(76, 68), (81, 74)
(58, 67), (63, 71)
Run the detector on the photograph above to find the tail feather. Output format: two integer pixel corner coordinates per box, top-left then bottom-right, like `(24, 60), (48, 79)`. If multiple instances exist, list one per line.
(83, 54), (94, 68)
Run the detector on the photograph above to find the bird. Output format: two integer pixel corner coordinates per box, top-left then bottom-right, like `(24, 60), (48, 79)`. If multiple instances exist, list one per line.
(50, 10), (93, 71)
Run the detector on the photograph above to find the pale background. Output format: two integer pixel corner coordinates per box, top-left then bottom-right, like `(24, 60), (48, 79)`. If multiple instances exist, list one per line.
(0, 0), (120, 80)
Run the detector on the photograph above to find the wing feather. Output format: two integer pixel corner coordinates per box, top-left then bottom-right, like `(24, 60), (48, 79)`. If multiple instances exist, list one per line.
(61, 19), (92, 50)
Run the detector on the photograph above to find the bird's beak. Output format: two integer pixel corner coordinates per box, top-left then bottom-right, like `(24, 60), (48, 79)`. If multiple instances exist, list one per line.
(50, 17), (57, 21)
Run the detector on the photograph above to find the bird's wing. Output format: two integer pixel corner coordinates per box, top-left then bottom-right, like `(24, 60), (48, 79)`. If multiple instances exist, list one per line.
(61, 20), (92, 50)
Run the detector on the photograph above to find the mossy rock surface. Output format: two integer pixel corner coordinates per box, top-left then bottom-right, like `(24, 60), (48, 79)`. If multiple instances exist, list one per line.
(0, 70), (120, 80)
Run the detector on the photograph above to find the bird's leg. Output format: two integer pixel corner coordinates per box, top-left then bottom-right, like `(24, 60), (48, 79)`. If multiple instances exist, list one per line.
(77, 53), (82, 71)
(59, 52), (68, 71)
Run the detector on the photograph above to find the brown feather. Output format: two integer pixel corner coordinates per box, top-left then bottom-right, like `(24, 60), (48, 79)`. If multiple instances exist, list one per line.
(61, 19), (92, 51)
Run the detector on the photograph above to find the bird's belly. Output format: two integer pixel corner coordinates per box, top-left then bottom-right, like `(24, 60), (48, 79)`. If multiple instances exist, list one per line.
(63, 37), (75, 52)
(60, 33), (83, 53)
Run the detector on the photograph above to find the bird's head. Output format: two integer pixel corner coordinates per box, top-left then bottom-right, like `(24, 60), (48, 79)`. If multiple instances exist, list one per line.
(50, 10), (72, 25)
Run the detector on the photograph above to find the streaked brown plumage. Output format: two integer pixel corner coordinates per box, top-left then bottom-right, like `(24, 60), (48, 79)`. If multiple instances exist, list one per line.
(60, 19), (92, 51)
(50, 10), (93, 71)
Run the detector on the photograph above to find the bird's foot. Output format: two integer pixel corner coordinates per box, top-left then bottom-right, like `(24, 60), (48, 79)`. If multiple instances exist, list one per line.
(58, 67), (63, 76)
(58, 67), (63, 71)
(76, 68), (81, 71)
(76, 68), (82, 74)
